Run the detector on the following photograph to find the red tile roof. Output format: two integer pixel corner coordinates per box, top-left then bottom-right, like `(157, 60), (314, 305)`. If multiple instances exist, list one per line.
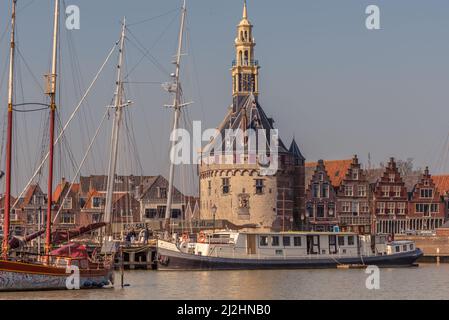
(22, 184), (39, 208)
(306, 159), (352, 187)
(432, 175), (449, 195)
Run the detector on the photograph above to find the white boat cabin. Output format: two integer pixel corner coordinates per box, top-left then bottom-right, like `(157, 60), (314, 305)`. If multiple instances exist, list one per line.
(172, 231), (393, 259)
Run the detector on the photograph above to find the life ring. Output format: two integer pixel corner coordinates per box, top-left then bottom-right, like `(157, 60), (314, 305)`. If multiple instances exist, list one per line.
(198, 232), (207, 243)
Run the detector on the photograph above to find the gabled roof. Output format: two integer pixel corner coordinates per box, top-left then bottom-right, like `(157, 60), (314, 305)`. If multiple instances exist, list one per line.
(305, 159), (352, 187)
(53, 180), (80, 203)
(21, 184), (44, 208)
(203, 95), (289, 156)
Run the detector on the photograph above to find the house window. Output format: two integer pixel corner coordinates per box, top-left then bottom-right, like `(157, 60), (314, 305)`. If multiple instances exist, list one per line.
(27, 213), (35, 224)
(259, 236), (268, 246)
(358, 186), (367, 197)
(342, 202), (351, 213)
(255, 179), (264, 195)
(158, 187), (167, 199)
(377, 202), (385, 214)
(389, 174), (395, 183)
(338, 236), (345, 246)
(344, 186), (353, 197)
(208, 181), (212, 196)
(319, 173), (324, 181)
(420, 188), (433, 199)
(361, 202), (370, 213)
(92, 213), (101, 223)
(63, 198), (73, 210)
(312, 184), (320, 198)
(222, 178), (230, 194)
(317, 204), (325, 218)
(381, 186), (390, 197)
(306, 203), (314, 218)
(92, 197), (102, 209)
(328, 203), (335, 217)
(431, 204), (439, 213)
(61, 213), (75, 225)
(352, 170), (359, 180)
(145, 208), (157, 219)
(388, 202), (395, 215)
(171, 209), (181, 219)
(271, 236), (280, 246)
(322, 184), (329, 198)
(283, 237), (291, 247)
(394, 186), (401, 198)
(398, 202), (406, 215)
(352, 202), (359, 216)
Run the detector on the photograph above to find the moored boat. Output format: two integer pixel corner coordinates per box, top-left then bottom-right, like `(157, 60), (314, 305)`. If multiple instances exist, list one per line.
(157, 231), (423, 270)
(0, 244), (114, 292)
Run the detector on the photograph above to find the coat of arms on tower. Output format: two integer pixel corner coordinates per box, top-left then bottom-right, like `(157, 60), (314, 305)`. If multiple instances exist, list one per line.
(238, 193), (250, 217)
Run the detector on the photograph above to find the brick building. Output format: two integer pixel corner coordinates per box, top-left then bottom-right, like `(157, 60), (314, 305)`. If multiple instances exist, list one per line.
(336, 155), (372, 234)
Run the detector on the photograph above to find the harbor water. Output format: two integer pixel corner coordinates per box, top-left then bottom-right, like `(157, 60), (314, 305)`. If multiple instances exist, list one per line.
(0, 263), (448, 300)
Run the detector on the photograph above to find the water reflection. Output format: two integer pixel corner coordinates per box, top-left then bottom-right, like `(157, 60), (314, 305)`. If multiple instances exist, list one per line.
(0, 263), (448, 300)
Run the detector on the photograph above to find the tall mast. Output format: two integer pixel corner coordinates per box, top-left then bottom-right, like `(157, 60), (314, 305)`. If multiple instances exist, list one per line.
(45, 0), (60, 255)
(164, 0), (187, 233)
(104, 18), (127, 237)
(2, 0), (17, 259)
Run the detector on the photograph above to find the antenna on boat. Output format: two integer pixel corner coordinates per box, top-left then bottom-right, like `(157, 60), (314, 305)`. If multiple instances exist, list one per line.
(104, 17), (130, 240)
(164, 0), (190, 237)
(2, 0), (17, 259)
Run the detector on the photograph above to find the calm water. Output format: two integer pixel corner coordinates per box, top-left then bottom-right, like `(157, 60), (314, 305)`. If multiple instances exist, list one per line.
(1, 263), (448, 300)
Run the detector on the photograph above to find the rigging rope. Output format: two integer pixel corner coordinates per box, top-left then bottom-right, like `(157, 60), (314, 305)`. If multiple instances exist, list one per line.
(11, 42), (118, 210)
(53, 109), (109, 223)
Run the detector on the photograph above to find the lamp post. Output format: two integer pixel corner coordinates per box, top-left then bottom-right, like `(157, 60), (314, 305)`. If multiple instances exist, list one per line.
(211, 204), (217, 233)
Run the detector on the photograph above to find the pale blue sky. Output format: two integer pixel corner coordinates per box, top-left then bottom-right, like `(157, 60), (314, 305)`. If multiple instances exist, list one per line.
(1, 0), (449, 195)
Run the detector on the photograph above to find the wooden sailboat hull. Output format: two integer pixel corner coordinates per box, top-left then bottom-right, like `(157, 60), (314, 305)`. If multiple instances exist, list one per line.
(0, 260), (114, 292)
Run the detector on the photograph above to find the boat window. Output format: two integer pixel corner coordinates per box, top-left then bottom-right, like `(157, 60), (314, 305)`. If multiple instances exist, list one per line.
(283, 236), (291, 247)
(259, 236), (268, 246)
(294, 237), (302, 247)
(271, 236), (280, 246)
(338, 236), (345, 246)
(403, 245), (407, 252)
(409, 244), (414, 251)
(348, 236), (355, 246)
(395, 246), (400, 253)
(329, 235), (337, 254)
(275, 250), (283, 256)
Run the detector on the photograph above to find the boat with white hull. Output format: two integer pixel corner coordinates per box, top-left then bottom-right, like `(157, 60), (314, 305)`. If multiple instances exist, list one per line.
(157, 231), (423, 270)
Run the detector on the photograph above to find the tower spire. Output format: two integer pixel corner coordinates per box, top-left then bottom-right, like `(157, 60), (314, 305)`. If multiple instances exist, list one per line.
(243, 0), (247, 19)
(232, 0), (260, 109)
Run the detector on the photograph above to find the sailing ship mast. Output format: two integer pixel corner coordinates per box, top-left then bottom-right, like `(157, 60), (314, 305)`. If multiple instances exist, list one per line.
(44, 0), (60, 255)
(104, 18), (128, 238)
(2, 0), (17, 259)
(164, 0), (188, 233)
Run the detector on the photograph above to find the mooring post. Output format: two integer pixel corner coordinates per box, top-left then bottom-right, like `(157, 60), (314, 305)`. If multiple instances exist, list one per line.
(120, 248), (124, 288)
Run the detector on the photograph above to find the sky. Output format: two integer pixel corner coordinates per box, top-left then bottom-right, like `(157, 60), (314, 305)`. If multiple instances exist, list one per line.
(1, 0), (449, 195)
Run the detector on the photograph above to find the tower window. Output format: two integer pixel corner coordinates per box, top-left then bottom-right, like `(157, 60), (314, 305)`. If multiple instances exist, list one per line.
(255, 179), (264, 194)
(222, 178), (230, 194)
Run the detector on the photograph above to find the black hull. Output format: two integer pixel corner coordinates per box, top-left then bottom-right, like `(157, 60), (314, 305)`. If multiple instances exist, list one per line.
(157, 248), (424, 271)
